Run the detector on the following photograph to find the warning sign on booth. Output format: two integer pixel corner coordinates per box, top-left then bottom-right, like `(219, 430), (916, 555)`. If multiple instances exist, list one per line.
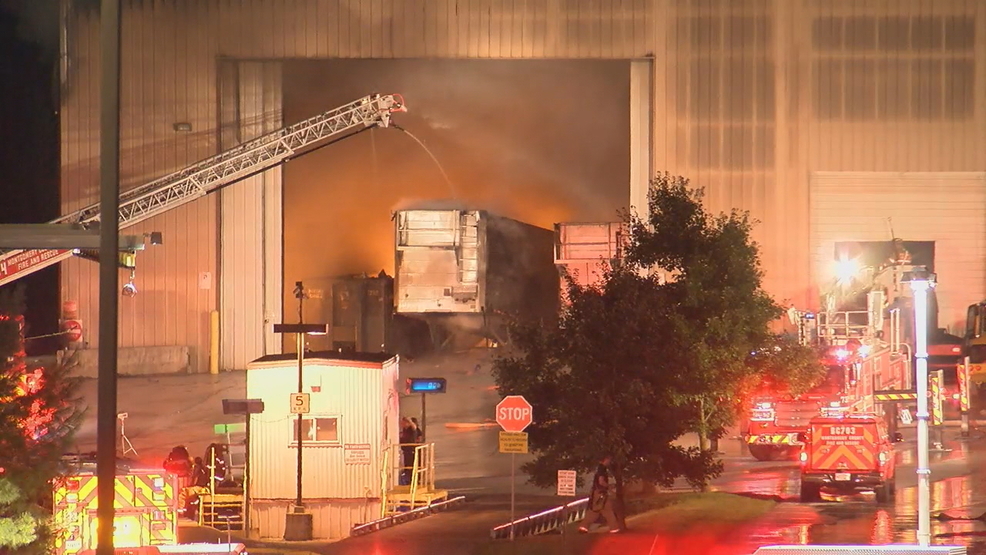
(344, 444), (371, 465)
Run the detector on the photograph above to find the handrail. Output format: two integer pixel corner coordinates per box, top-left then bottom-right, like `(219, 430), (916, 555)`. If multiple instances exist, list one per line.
(490, 497), (590, 540)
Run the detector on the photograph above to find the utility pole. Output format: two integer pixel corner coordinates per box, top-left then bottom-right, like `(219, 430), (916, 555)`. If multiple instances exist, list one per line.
(96, 0), (122, 554)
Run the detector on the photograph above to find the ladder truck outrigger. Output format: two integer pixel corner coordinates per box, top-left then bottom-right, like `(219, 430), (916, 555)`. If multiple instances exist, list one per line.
(25, 94), (406, 554)
(743, 263), (912, 462)
(0, 93), (406, 287)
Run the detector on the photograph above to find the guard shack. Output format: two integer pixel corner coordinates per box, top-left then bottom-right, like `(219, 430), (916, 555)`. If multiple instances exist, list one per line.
(244, 351), (444, 540)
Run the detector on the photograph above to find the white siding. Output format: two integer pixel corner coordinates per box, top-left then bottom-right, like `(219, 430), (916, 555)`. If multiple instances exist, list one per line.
(250, 499), (380, 541)
(245, 356), (399, 501)
(810, 171), (986, 332)
(220, 62), (284, 370)
(630, 59), (654, 218)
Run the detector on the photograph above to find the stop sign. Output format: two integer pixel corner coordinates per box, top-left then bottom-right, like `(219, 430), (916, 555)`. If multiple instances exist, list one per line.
(496, 395), (533, 432)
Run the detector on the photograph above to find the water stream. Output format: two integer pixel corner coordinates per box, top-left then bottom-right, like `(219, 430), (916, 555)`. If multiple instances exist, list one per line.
(394, 125), (459, 200)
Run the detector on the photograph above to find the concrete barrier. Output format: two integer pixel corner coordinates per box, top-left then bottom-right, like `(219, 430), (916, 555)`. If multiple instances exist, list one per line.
(58, 346), (192, 378)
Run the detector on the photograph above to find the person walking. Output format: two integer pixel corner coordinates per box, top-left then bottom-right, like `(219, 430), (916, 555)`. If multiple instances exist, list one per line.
(578, 455), (621, 534)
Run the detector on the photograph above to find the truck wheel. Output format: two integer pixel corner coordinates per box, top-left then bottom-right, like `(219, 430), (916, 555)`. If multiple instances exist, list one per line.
(875, 483), (890, 503)
(748, 444), (775, 461)
(889, 478), (897, 498)
(800, 482), (821, 502)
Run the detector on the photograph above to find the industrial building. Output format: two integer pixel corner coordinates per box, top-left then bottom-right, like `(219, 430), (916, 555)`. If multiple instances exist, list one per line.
(56, 0), (986, 371)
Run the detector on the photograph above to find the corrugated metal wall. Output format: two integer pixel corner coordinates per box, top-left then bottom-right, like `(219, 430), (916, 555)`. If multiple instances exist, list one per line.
(61, 0), (986, 365)
(245, 358), (398, 500)
(811, 171), (986, 333)
(218, 61), (284, 370)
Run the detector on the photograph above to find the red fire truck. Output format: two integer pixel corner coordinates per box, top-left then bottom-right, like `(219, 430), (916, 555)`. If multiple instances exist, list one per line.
(744, 339), (907, 461)
(798, 411), (897, 503)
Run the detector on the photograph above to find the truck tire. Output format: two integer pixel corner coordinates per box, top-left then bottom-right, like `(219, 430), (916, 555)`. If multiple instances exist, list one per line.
(889, 478), (897, 498)
(748, 444), (776, 461)
(800, 482), (821, 502)
(875, 482), (890, 503)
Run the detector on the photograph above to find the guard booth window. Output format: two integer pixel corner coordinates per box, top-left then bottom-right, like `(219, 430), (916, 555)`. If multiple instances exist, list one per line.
(291, 416), (339, 445)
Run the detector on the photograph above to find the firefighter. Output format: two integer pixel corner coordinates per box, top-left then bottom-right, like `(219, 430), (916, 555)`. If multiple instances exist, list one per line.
(163, 445), (193, 481)
(399, 417), (421, 485)
(578, 455), (621, 534)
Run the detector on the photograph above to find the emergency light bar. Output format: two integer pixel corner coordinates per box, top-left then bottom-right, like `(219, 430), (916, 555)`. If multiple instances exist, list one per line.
(821, 405), (849, 418)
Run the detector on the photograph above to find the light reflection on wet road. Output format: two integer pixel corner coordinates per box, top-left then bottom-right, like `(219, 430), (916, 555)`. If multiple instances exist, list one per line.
(711, 429), (986, 554)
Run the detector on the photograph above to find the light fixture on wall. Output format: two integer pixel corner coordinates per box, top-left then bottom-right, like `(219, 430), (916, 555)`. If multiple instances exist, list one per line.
(173, 122), (192, 132)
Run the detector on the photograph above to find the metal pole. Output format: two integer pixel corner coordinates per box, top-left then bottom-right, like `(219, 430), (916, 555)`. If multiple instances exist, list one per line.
(421, 392), (426, 440)
(244, 415), (251, 537)
(912, 278), (931, 547)
(97, 1), (122, 553)
(510, 452), (516, 541)
(296, 331), (304, 509)
(961, 356), (971, 437)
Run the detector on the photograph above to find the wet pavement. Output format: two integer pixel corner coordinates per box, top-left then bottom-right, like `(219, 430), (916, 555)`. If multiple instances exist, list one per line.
(67, 349), (986, 553)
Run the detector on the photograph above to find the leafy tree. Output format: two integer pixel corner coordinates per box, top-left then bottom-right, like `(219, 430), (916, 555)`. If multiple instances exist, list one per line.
(493, 173), (823, 527)
(493, 267), (722, 529)
(623, 174), (823, 450)
(626, 174), (821, 450)
(0, 286), (83, 554)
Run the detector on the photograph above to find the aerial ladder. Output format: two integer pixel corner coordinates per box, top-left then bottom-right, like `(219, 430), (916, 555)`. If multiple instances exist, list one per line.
(0, 93), (406, 286)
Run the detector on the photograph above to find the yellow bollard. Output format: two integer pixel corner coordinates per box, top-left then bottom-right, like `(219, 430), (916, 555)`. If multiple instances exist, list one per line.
(930, 369), (943, 427)
(210, 309), (220, 374)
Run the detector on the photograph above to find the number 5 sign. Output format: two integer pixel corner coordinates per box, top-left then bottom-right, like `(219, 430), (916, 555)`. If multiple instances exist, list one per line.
(290, 392), (310, 414)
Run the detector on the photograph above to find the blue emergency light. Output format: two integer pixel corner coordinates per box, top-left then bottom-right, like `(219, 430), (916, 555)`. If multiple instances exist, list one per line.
(406, 378), (447, 394)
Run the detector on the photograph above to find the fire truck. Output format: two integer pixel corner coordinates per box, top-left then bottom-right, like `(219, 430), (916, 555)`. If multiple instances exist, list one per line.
(744, 282), (910, 461)
(744, 338), (907, 461)
(52, 466), (178, 555)
(798, 410), (897, 503)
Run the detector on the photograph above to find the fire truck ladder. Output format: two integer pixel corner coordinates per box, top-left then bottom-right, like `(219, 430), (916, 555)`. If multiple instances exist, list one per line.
(0, 93), (406, 287)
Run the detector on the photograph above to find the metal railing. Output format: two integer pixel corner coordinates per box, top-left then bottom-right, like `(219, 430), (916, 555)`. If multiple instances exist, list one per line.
(352, 495), (466, 537)
(490, 497), (589, 540)
(383, 442), (437, 515)
(817, 310), (873, 344)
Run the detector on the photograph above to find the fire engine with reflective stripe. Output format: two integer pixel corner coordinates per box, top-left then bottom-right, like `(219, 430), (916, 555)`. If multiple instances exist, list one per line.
(52, 471), (178, 555)
(799, 413), (895, 498)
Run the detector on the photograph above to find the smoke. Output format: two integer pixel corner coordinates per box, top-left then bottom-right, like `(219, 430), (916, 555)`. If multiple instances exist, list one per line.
(281, 59), (630, 315)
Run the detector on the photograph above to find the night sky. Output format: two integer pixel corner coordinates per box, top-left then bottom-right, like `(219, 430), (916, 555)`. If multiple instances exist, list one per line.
(0, 0), (61, 353)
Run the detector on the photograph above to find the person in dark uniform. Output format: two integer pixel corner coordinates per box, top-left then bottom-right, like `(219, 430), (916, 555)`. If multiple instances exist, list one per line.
(578, 455), (621, 534)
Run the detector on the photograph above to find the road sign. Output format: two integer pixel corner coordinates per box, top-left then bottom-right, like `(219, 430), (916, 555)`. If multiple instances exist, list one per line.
(290, 392), (311, 414)
(557, 470), (577, 496)
(496, 395), (533, 432)
(499, 431), (528, 454)
(63, 319), (83, 342)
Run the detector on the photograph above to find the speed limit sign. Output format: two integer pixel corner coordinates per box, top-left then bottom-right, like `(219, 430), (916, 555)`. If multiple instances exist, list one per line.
(290, 393), (310, 414)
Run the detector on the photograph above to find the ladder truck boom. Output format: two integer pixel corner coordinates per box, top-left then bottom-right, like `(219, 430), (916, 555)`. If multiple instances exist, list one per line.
(0, 93), (405, 287)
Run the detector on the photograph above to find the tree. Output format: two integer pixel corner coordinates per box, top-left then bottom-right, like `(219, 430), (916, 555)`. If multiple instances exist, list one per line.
(492, 173), (823, 526)
(623, 173), (822, 450)
(493, 267), (722, 529)
(0, 286), (83, 554)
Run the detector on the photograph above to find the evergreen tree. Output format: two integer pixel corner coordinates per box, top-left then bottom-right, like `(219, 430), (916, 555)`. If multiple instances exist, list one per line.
(0, 286), (83, 554)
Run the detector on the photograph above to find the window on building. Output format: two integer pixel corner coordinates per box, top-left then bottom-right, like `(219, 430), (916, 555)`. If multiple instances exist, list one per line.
(812, 15), (975, 120)
(290, 416), (339, 445)
(675, 14), (776, 170)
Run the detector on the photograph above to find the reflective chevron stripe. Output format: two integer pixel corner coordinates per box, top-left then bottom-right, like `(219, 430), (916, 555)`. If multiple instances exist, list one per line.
(873, 390), (918, 401)
(52, 472), (177, 554)
(746, 434), (798, 445)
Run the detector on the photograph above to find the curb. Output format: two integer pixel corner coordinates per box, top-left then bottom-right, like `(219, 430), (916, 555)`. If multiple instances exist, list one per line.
(444, 422), (499, 430)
